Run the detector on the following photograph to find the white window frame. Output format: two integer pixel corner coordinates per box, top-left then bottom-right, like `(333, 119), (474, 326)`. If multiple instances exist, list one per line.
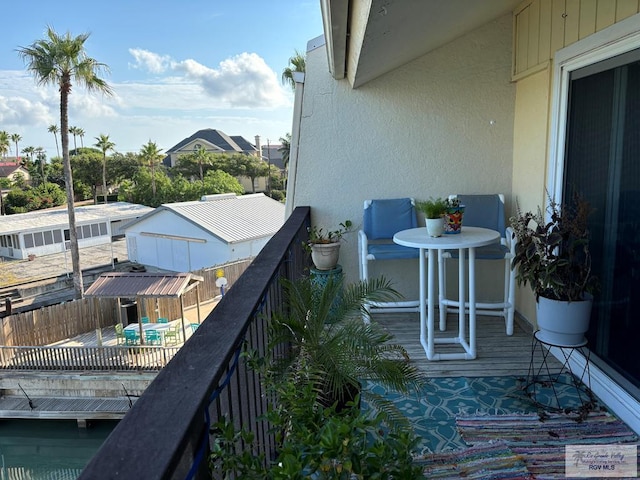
(549, 15), (640, 200)
(547, 12), (640, 436)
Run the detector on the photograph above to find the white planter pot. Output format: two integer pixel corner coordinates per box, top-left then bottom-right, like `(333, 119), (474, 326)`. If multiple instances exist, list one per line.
(310, 242), (341, 270)
(536, 295), (593, 347)
(426, 218), (444, 237)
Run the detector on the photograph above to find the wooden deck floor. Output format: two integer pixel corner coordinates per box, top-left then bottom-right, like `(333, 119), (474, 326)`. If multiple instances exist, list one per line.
(373, 312), (563, 378)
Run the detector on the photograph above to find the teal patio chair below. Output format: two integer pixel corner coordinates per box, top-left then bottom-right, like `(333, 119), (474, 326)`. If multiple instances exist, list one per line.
(124, 329), (140, 346)
(157, 317), (168, 323)
(145, 330), (163, 346)
(140, 316), (150, 324)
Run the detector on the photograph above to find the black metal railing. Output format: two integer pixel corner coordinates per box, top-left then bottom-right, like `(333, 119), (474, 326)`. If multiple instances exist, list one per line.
(79, 206), (311, 480)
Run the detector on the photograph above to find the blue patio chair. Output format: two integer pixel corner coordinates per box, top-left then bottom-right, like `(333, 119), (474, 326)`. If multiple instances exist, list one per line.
(140, 316), (150, 324)
(145, 330), (163, 346)
(190, 323), (200, 333)
(157, 317), (168, 323)
(358, 198), (420, 312)
(124, 329), (140, 346)
(439, 194), (516, 335)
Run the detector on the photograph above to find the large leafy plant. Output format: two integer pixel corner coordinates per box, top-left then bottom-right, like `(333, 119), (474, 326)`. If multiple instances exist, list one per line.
(510, 193), (598, 301)
(268, 275), (426, 424)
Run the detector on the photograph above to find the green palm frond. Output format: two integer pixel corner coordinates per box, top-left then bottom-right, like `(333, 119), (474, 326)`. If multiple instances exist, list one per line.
(267, 274), (427, 425)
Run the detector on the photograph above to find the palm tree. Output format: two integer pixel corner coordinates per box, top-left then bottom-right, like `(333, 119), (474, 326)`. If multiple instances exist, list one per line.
(35, 147), (46, 186)
(78, 127), (85, 148)
(48, 124), (60, 157)
(94, 133), (115, 204)
(139, 140), (163, 199)
(18, 26), (112, 299)
(21, 145), (35, 163)
(0, 131), (10, 158)
(278, 133), (291, 190)
(278, 133), (291, 171)
(281, 50), (305, 90)
(194, 144), (208, 185)
(69, 126), (80, 154)
(10, 133), (22, 160)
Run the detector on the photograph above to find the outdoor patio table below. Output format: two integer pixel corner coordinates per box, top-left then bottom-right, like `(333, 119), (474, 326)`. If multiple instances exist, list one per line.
(393, 226), (500, 361)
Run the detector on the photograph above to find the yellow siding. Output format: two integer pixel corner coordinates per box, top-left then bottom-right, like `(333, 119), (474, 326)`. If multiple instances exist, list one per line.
(551, 0), (567, 54)
(538, 0), (553, 63)
(565, 0), (581, 44)
(596, 0), (616, 30)
(516, 5), (531, 73)
(528, 0), (541, 68)
(513, 0), (640, 79)
(579, 0), (598, 39)
(616, 0), (639, 21)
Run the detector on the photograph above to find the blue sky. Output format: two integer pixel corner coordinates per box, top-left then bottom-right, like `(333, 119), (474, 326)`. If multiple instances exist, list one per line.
(0, 0), (323, 158)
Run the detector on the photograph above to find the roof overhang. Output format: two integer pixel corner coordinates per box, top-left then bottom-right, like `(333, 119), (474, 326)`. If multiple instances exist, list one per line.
(322, 0), (521, 88)
(84, 272), (204, 299)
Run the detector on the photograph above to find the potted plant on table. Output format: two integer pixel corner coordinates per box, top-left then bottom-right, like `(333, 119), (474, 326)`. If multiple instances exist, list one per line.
(443, 195), (465, 234)
(307, 219), (352, 270)
(510, 193), (598, 346)
(416, 197), (447, 237)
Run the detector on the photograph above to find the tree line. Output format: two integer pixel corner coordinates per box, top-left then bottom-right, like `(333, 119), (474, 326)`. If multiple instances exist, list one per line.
(0, 141), (288, 214)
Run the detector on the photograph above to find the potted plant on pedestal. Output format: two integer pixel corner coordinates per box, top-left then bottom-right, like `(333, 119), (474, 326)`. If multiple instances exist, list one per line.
(510, 193), (598, 346)
(307, 220), (352, 270)
(416, 197), (446, 237)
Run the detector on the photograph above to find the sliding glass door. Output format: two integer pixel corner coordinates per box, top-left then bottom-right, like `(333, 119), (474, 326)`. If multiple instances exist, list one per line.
(564, 49), (640, 395)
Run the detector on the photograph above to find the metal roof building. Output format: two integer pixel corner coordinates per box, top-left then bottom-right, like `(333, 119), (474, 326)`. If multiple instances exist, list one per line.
(0, 202), (153, 260)
(124, 193), (285, 272)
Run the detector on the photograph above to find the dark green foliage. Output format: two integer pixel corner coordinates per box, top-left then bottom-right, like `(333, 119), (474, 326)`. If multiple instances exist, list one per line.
(511, 193), (598, 301)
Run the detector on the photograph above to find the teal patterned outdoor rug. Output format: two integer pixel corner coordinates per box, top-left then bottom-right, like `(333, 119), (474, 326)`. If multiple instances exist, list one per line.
(365, 374), (590, 454)
(456, 411), (639, 479)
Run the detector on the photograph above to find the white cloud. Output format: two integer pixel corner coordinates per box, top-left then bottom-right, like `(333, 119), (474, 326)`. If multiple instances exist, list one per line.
(0, 95), (53, 126)
(128, 48), (172, 74)
(172, 52), (290, 108)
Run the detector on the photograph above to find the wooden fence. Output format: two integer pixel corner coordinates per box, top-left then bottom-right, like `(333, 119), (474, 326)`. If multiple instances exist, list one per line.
(0, 345), (181, 371)
(0, 259), (252, 347)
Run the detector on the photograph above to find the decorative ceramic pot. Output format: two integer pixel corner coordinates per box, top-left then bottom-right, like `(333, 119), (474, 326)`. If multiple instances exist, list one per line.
(444, 206), (465, 234)
(536, 295), (593, 346)
(426, 217), (445, 237)
(310, 242), (341, 270)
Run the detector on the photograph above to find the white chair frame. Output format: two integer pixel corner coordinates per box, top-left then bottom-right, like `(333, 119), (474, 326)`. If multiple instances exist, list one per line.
(358, 198), (422, 313)
(438, 194), (516, 335)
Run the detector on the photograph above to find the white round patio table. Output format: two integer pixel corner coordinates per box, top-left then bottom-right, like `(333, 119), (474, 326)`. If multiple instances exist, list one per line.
(393, 226), (500, 361)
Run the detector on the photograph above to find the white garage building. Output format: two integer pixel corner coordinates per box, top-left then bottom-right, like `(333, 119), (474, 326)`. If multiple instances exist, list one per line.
(124, 194), (285, 272)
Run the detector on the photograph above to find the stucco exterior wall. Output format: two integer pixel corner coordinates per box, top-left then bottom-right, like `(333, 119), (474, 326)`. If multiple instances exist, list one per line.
(290, 14), (516, 298)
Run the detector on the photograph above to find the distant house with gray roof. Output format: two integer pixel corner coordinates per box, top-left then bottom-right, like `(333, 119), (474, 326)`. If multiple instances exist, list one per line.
(123, 193), (285, 272)
(0, 162), (31, 185)
(164, 129), (258, 168)
(164, 129), (281, 194)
